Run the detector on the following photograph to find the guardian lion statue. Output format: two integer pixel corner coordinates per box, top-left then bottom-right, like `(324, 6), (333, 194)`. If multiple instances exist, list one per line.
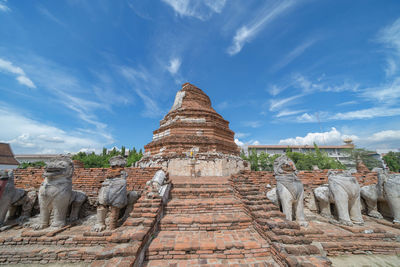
(33, 156), (87, 230)
(273, 155), (308, 227)
(314, 170), (364, 226)
(361, 168), (400, 224)
(92, 156), (140, 232)
(0, 170), (35, 226)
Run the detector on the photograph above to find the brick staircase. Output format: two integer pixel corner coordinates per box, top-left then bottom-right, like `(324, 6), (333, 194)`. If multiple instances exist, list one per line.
(144, 176), (278, 266)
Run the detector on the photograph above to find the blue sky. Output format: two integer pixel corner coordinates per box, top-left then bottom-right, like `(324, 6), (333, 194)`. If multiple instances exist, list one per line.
(1, 0), (400, 154)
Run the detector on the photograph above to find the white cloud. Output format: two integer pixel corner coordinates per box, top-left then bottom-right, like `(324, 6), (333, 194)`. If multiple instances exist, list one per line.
(377, 17), (400, 77)
(162, 0), (226, 20)
(0, 58), (36, 88)
(337, 100), (357, 106)
(0, 0), (10, 12)
(293, 74), (359, 93)
(269, 94), (303, 112)
(0, 107), (112, 154)
(295, 112), (318, 123)
(276, 109), (306, 118)
(272, 39), (316, 72)
(119, 65), (164, 118)
(279, 127), (357, 146)
(38, 6), (66, 27)
(235, 132), (250, 138)
(361, 77), (400, 104)
(242, 120), (262, 128)
(279, 127), (400, 151)
(167, 58), (181, 74)
(227, 0), (296, 55)
(234, 138), (244, 147)
(331, 107), (400, 120)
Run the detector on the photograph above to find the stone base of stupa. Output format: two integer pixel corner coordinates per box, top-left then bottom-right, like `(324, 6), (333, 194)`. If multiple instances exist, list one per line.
(137, 152), (249, 177)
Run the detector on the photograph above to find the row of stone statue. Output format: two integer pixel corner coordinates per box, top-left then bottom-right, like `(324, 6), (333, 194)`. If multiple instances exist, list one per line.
(268, 155), (400, 227)
(0, 156), (169, 232)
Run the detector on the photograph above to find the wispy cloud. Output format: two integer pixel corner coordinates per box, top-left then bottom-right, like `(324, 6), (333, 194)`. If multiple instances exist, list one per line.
(38, 6), (66, 27)
(0, 58), (36, 88)
(166, 57), (181, 74)
(162, 0), (226, 21)
(0, 106), (112, 154)
(118, 65), (163, 118)
(377, 17), (400, 77)
(295, 107), (400, 123)
(0, 0), (10, 12)
(331, 107), (400, 121)
(272, 39), (316, 72)
(269, 94), (303, 112)
(361, 77), (400, 105)
(337, 100), (358, 106)
(276, 109), (306, 118)
(227, 0), (296, 56)
(242, 120), (262, 128)
(293, 74), (359, 93)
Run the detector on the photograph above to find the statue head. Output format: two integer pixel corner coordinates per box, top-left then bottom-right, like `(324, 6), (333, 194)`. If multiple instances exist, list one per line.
(109, 155), (126, 168)
(0, 170), (10, 180)
(274, 155), (297, 176)
(43, 156), (74, 180)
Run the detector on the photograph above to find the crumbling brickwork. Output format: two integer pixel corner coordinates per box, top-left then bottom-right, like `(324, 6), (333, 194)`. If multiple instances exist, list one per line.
(13, 166), (161, 205)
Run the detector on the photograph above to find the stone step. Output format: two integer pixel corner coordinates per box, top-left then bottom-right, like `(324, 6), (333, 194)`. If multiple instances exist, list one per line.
(0, 243), (135, 265)
(170, 187), (233, 199)
(165, 197), (242, 213)
(321, 240), (400, 256)
(160, 212), (252, 231)
(143, 257), (279, 266)
(170, 176), (230, 187)
(146, 229), (271, 261)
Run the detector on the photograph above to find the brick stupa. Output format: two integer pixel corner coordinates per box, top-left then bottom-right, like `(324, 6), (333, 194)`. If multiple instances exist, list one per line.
(138, 83), (248, 176)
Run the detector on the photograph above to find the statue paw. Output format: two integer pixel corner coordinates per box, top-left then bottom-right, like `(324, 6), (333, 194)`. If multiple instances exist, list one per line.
(50, 221), (66, 229)
(321, 213), (333, 219)
(32, 223), (48, 230)
(368, 211), (383, 219)
(393, 219), (400, 225)
(339, 220), (353, 226)
(92, 223), (106, 232)
(353, 221), (364, 226)
(16, 216), (28, 225)
(298, 221), (309, 227)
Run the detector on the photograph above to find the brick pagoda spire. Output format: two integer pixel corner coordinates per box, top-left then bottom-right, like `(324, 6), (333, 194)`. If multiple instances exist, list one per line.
(144, 83), (239, 156)
(138, 83), (247, 176)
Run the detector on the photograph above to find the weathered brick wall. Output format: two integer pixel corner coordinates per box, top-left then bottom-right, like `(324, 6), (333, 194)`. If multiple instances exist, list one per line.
(13, 167), (161, 203)
(232, 169), (378, 190)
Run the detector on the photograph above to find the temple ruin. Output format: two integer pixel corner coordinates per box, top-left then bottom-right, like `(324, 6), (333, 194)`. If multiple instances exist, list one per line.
(0, 83), (399, 266)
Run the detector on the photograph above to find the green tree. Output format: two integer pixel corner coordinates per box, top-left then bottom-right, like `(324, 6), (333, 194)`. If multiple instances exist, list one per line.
(347, 148), (383, 170)
(383, 152), (400, 172)
(18, 161), (46, 169)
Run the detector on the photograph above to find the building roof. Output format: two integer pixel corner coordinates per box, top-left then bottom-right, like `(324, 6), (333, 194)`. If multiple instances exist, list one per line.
(248, 144), (355, 149)
(0, 143), (19, 165)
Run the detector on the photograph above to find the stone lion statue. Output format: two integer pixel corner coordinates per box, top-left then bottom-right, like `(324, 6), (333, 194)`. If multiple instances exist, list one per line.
(314, 169), (364, 226)
(33, 156), (87, 230)
(273, 155), (308, 227)
(92, 156), (140, 232)
(361, 168), (400, 224)
(0, 170), (35, 226)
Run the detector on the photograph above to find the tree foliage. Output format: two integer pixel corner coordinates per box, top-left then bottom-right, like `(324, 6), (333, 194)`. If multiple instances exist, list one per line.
(241, 144), (346, 171)
(383, 152), (400, 172)
(346, 148), (383, 170)
(72, 146), (143, 168)
(18, 161), (46, 169)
